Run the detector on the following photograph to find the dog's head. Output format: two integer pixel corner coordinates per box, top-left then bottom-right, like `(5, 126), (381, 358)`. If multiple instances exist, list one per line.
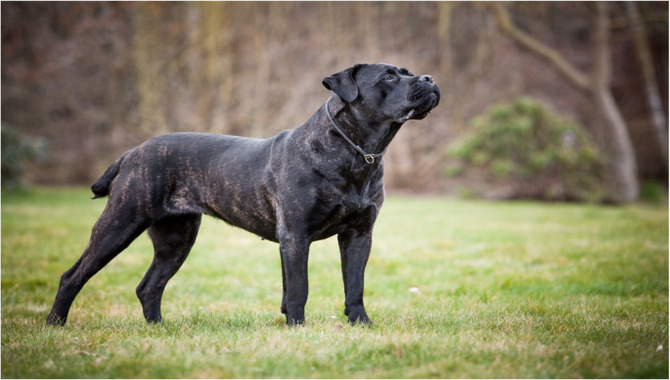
(322, 63), (441, 123)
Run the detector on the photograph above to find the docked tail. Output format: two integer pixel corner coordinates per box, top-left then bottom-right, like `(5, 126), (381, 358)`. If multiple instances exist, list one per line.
(91, 151), (130, 199)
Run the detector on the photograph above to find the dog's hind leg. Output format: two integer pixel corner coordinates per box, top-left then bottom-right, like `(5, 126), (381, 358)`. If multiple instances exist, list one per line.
(46, 202), (152, 326)
(136, 214), (201, 323)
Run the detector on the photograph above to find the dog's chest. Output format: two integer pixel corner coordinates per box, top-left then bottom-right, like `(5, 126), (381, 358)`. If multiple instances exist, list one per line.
(308, 199), (377, 241)
(306, 176), (381, 240)
(338, 184), (375, 213)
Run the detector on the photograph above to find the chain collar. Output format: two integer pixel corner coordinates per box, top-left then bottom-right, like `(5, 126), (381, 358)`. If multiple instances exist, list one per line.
(324, 97), (385, 164)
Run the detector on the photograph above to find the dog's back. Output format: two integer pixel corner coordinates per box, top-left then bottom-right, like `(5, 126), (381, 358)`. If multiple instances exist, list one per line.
(91, 132), (289, 239)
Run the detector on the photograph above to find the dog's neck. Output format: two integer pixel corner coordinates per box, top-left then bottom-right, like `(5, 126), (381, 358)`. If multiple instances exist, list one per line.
(325, 95), (403, 164)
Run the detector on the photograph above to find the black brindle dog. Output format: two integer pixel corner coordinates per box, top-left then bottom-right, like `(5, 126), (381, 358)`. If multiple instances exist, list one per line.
(46, 63), (440, 326)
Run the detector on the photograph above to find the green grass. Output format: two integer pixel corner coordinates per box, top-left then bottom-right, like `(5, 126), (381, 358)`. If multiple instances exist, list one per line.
(2, 187), (668, 378)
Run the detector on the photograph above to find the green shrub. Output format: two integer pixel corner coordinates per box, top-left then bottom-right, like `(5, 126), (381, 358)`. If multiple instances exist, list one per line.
(447, 97), (605, 201)
(1, 122), (46, 189)
(640, 180), (668, 204)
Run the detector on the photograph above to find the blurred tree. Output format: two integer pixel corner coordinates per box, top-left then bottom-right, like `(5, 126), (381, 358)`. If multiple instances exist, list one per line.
(135, 3), (168, 135)
(626, 1), (668, 162)
(493, 2), (639, 203)
(1, 2), (666, 198)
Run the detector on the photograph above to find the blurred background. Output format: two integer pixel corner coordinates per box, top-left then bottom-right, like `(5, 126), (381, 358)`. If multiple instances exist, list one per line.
(2, 2), (667, 203)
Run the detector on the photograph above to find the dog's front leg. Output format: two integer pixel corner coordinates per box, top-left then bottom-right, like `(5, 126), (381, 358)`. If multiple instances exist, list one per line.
(338, 229), (373, 326)
(278, 234), (310, 325)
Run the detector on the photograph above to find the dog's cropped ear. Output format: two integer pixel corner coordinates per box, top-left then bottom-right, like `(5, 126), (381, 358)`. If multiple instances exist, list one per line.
(322, 64), (365, 102)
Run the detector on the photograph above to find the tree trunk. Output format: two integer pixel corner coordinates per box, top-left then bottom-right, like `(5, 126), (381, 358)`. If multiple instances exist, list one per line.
(134, 3), (168, 136)
(252, 8), (271, 138)
(626, 1), (668, 163)
(592, 2), (639, 202)
(594, 89), (640, 202)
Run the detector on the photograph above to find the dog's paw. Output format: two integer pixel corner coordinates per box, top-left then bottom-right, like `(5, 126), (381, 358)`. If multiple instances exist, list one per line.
(345, 306), (373, 327)
(285, 310), (305, 326)
(348, 314), (373, 327)
(46, 314), (66, 327)
(286, 317), (305, 327)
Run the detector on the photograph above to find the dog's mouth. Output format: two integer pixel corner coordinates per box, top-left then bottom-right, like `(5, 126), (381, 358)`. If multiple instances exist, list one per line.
(395, 91), (440, 123)
(395, 109), (417, 123)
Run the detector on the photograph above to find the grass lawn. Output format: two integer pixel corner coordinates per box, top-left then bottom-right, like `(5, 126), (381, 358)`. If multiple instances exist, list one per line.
(2, 187), (668, 378)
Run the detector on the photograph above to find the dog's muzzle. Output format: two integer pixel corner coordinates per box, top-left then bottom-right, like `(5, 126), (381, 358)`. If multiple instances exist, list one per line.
(395, 76), (441, 123)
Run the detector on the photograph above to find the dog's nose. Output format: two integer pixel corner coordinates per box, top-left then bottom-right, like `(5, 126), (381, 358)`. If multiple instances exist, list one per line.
(419, 75), (434, 83)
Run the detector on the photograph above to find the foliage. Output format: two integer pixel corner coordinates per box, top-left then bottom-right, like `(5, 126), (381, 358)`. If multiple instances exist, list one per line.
(2, 188), (668, 378)
(2, 2), (666, 191)
(640, 180), (669, 204)
(1, 123), (45, 190)
(447, 97), (606, 201)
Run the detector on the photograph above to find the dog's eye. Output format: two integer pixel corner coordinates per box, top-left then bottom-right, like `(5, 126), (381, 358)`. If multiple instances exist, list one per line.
(382, 74), (396, 81)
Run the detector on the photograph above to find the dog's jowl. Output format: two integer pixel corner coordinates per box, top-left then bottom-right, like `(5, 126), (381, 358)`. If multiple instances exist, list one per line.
(46, 63), (440, 326)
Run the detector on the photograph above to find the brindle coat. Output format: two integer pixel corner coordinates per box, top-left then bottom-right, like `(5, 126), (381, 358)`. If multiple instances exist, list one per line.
(46, 63), (440, 326)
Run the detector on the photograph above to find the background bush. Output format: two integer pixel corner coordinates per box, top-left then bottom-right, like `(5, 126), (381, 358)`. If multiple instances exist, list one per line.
(1, 122), (45, 189)
(2, 3), (666, 193)
(447, 97), (606, 202)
